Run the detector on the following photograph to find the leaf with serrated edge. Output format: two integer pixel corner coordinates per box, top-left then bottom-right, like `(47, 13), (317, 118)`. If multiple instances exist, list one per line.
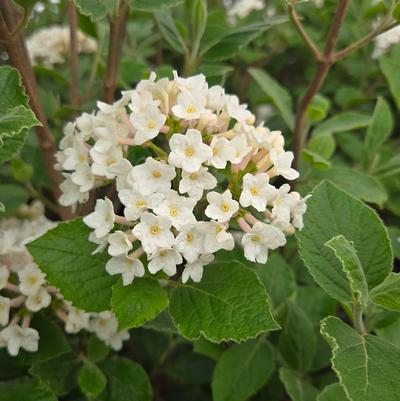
(325, 235), (368, 307)
(370, 273), (400, 311)
(317, 383), (349, 401)
(27, 219), (116, 312)
(296, 181), (392, 303)
(169, 261), (279, 342)
(321, 316), (400, 401)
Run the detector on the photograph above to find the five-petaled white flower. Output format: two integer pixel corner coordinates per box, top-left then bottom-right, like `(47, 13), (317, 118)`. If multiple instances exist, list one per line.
(179, 167), (217, 200)
(175, 224), (205, 263)
(269, 149), (299, 180)
(182, 254), (214, 283)
(199, 221), (235, 253)
(168, 129), (212, 173)
(132, 212), (175, 254)
(240, 173), (277, 212)
(106, 255), (145, 286)
(25, 287), (51, 312)
(107, 231), (133, 256)
(172, 90), (207, 120)
(205, 190), (239, 223)
(83, 198), (115, 238)
(241, 222), (286, 263)
(148, 248), (182, 276)
(130, 157), (176, 196)
(18, 265), (46, 296)
(130, 104), (166, 145)
(209, 137), (235, 169)
(0, 324), (39, 356)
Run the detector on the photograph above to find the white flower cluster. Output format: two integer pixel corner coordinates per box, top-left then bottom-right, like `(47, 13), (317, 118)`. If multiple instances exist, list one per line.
(56, 71), (308, 284)
(0, 202), (128, 356)
(225, 0), (264, 22)
(26, 25), (97, 68)
(373, 25), (400, 58)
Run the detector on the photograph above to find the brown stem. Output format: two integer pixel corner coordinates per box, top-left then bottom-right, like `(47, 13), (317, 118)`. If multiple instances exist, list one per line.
(292, 0), (350, 169)
(67, 0), (80, 110)
(0, 1), (72, 219)
(102, 1), (129, 103)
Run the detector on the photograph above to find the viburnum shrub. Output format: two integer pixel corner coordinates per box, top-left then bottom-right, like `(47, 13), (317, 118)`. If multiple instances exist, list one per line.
(56, 72), (307, 284)
(1, 0), (400, 400)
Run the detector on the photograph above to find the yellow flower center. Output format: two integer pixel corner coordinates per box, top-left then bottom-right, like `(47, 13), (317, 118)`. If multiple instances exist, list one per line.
(150, 225), (160, 235)
(212, 147), (219, 155)
(28, 276), (38, 285)
(170, 207), (178, 217)
(221, 203), (230, 212)
(186, 105), (197, 114)
(152, 170), (161, 178)
(186, 233), (193, 242)
(147, 120), (156, 129)
(135, 200), (146, 208)
(189, 173), (198, 180)
(250, 187), (258, 196)
(216, 225), (224, 233)
(185, 147), (194, 157)
(251, 235), (260, 242)
(106, 158), (115, 166)
(159, 250), (167, 257)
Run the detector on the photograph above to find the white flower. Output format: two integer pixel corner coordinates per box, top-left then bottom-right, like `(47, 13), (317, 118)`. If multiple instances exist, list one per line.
(107, 231), (133, 256)
(119, 187), (164, 221)
(90, 146), (123, 179)
(168, 129), (212, 173)
(25, 287), (51, 312)
(132, 212), (174, 254)
(107, 330), (130, 351)
(59, 174), (89, 208)
(130, 104), (166, 145)
(271, 184), (297, 230)
(172, 90), (207, 120)
(291, 193), (310, 230)
(62, 139), (89, 170)
(182, 254), (214, 283)
(71, 163), (95, 192)
(153, 191), (196, 229)
(0, 296), (10, 326)
(199, 221), (235, 253)
(225, 95), (252, 124)
(269, 149), (299, 180)
(108, 158), (133, 191)
(64, 305), (90, 333)
(229, 133), (251, 164)
(0, 265), (9, 290)
(89, 311), (118, 341)
(239, 173), (277, 212)
(207, 85), (225, 111)
(18, 264), (46, 296)
(179, 167), (217, 200)
(106, 255), (145, 285)
(0, 324), (39, 356)
(209, 137), (235, 169)
(241, 222), (286, 263)
(88, 232), (109, 255)
(175, 224), (205, 263)
(148, 248), (182, 276)
(83, 198), (115, 238)
(173, 72), (208, 93)
(205, 190), (239, 223)
(130, 157), (176, 196)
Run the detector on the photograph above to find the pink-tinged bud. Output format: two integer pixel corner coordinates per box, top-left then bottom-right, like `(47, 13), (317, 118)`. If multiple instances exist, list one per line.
(22, 315), (31, 328)
(119, 112), (136, 135)
(237, 217), (252, 233)
(118, 138), (135, 146)
(284, 225), (296, 236)
(244, 213), (259, 225)
(252, 149), (268, 163)
(160, 125), (170, 134)
(130, 247), (144, 259)
(10, 295), (26, 308)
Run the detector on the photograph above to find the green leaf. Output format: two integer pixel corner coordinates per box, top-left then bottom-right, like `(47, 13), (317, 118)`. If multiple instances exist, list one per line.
(193, 336), (225, 360)
(111, 277), (169, 330)
(279, 368), (318, 401)
(87, 336), (111, 363)
(30, 353), (80, 396)
(278, 302), (317, 372)
(18, 315), (70, 365)
(254, 253), (296, 308)
(362, 97), (393, 169)
(142, 310), (177, 333)
(100, 356), (152, 401)
(307, 94), (331, 122)
(168, 353), (214, 384)
(312, 112), (371, 136)
(155, 9), (188, 54)
(191, 0), (207, 59)
(27, 219), (116, 312)
(73, 0), (111, 21)
(393, 3), (400, 20)
(380, 56), (400, 110)
(78, 360), (107, 401)
(202, 17), (288, 62)
(169, 261), (279, 342)
(0, 184), (28, 213)
(321, 316), (400, 401)
(0, 377), (57, 401)
(197, 63), (234, 77)
(0, 66), (41, 165)
(325, 235), (368, 307)
(132, 0), (184, 11)
(370, 273), (400, 311)
(303, 133), (336, 169)
(296, 181), (392, 303)
(212, 341), (275, 401)
(387, 226), (400, 259)
(308, 167), (388, 205)
(249, 68), (294, 129)
(317, 383), (349, 401)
